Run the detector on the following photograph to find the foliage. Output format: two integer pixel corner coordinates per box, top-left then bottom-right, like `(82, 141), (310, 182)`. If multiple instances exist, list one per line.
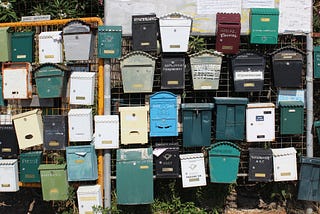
(0, 0), (18, 22)
(52, 186), (78, 214)
(188, 36), (207, 53)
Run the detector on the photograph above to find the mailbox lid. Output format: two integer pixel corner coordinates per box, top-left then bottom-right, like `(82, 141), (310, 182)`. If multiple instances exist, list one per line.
(62, 20), (91, 34)
(117, 147), (153, 162)
(217, 13), (241, 24)
(20, 151), (42, 182)
(271, 147), (297, 181)
(248, 148), (273, 182)
(43, 115), (68, 150)
(0, 125), (19, 158)
(214, 97), (249, 105)
(11, 31), (34, 62)
(98, 25), (122, 59)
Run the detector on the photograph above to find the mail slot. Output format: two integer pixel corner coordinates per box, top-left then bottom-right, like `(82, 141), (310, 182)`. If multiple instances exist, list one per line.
(216, 13), (241, 54)
(120, 51), (157, 93)
(43, 115), (68, 150)
(11, 31), (34, 62)
(39, 31), (63, 63)
(98, 25), (122, 59)
(161, 56), (185, 89)
(272, 147), (297, 182)
(20, 151), (42, 183)
(149, 91), (178, 137)
(189, 50), (223, 90)
(314, 46), (320, 78)
(159, 12), (192, 52)
(248, 148), (273, 182)
(0, 159), (19, 192)
(0, 27), (11, 62)
(69, 72), (96, 105)
(132, 14), (158, 52)
(279, 101), (304, 135)
(68, 108), (93, 142)
(94, 115), (119, 149)
(0, 125), (19, 158)
(154, 146), (180, 178)
(232, 52), (265, 92)
(77, 185), (102, 214)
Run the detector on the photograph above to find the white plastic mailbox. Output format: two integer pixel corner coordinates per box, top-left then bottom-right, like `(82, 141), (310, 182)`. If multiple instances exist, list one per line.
(272, 147), (297, 182)
(69, 72), (96, 105)
(68, 108), (93, 142)
(94, 115), (119, 149)
(77, 185), (102, 214)
(39, 31), (63, 63)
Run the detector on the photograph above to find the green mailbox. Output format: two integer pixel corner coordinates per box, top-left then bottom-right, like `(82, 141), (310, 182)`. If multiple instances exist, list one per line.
(11, 31), (34, 62)
(314, 121), (320, 144)
(208, 141), (241, 183)
(314, 46), (320, 78)
(98, 26), (122, 59)
(250, 8), (279, 44)
(0, 75), (4, 106)
(213, 97), (248, 140)
(0, 27), (11, 62)
(20, 151), (42, 183)
(279, 101), (304, 135)
(38, 164), (69, 201)
(116, 148), (153, 205)
(181, 103), (214, 147)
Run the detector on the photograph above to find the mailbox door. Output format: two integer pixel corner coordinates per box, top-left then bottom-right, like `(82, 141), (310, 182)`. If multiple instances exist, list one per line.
(68, 109), (93, 142)
(216, 24), (241, 54)
(94, 115), (119, 149)
(98, 26), (122, 59)
(20, 151), (42, 183)
(248, 148), (273, 182)
(0, 125), (19, 158)
(0, 160), (19, 192)
(155, 147), (180, 178)
(39, 31), (63, 63)
(11, 32), (34, 62)
(69, 72), (96, 105)
(279, 101), (304, 135)
(161, 57), (185, 89)
(43, 115), (68, 150)
(314, 46), (320, 78)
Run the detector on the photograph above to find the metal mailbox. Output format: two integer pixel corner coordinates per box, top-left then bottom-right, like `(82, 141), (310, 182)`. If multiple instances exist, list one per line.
(271, 47), (304, 88)
(120, 51), (156, 93)
(77, 185), (102, 214)
(0, 75), (3, 106)
(149, 91), (178, 137)
(248, 148), (273, 182)
(98, 25), (122, 59)
(232, 52), (265, 92)
(181, 103), (214, 147)
(68, 108), (93, 142)
(189, 50), (223, 90)
(11, 31), (34, 62)
(0, 125), (19, 158)
(34, 63), (68, 98)
(314, 121), (320, 144)
(0, 27), (11, 62)
(246, 103), (275, 142)
(2, 62), (32, 99)
(213, 97), (248, 140)
(39, 31), (63, 64)
(12, 109), (43, 150)
(20, 151), (42, 183)
(66, 144), (98, 181)
(38, 164), (68, 201)
(94, 115), (119, 149)
(69, 72), (96, 105)
(119, 106), (148, 145)
(161, 56), (185, 89)
(279, 101), (304, 135)
(43, 115), (68, 150)
(250, 8), (279, 44)
(116, 148), (153, 205)
(180, 153), (206, 188)
(154, 146), (180, 178)
(0, 159), (19, 192)
(271, 147), (297, 182)
(216, 13), (241, 54)
(63, 20), (94, 61)
(159, 12), (192, 52)
(132, 14), (158, 52)
(314, 46), (320, 78)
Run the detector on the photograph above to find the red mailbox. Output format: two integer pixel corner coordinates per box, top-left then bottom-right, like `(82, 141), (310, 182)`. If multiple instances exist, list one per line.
(216, 13), (241, 54)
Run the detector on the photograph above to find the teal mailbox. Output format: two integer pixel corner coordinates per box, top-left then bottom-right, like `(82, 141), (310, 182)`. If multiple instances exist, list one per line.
(20, 151), (42, 183)
(11, 31), (34, 62)
(98, 26), (122, 59)
(314, 46), (320, 78)
(314, 121), (320, 144)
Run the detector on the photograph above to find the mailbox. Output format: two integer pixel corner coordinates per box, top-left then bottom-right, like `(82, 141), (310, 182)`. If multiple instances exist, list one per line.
(161, 56), (185, 89)
(250, 8), (279, 44)
(271, 147), (297, 182)
(0, 159), (19, 192)
(34, 63), (68, 98)
(181, 103), (214, 147)
(120, 51), (157, 93)
(69, 72), (96, 105)
(12, 109), (43, 150)
(214, 97), (248, 140)
(279, 101), (304, 135)
(216, 13), (241, 54)
(246, 103), (275, 142)
(132, 14), (158, 52)
(20, 151), (42, 183)
(116, 148), (153, 204)
(0, 125), (19, 158)
(314, 121), (320, 144)
(39, 31), (63, 63)
(314, 46), (320, 78)
(271, 47), (304, 88)
(0, 27), (11, 62)
(77, 185), (102, 214)
(2, 62), (32, 99)
(232, 52), (265, 92)
(11, 31), (34, 62)
(43, 115), (68, 150)
(180, 153), (206, 188)
(159, 12), (192, 52)
(62, 20), (94, 61)
(66, 144), (98, 181)
(149, 91), (178, 137)
(154, 146), (180, 178)
(119, 106), (148, 145)
(68, 108), (93, 142)
(94, 115), (119, 149)
(0, 75), (3, 106)
(98, 26), (122, 59)
(248, 148), (273, 182)
(189, 50), (223, 90)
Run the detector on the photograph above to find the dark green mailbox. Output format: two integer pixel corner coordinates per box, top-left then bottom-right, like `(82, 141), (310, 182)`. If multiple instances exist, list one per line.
(314, 46), (320, 78)
(20, 151), (42, 183)
(181, 103), (214, 147)
(279, 101), (304, 135)
(11, 31), (34, 62)
(208, 141), (241, 183)
(314, 121), (320, 144)
(213, 97), (248, 140)
(98, 26), (122, 59)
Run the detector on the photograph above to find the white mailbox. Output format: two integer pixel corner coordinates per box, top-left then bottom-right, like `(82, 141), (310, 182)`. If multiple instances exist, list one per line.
(77, 185), (102, 214)
(39, 31), (63, 63)
(179, 153), (206, 188)
(2, 62), (32, 99)
(246, 103), (275, 142)
(94, 115), (119, 149)
(69, 72), (96, 105)
(0, 159), (19, 192)
(159, 12), (192, 52)
(68, 108), (93, 142)
(272, 147), (297, 181)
